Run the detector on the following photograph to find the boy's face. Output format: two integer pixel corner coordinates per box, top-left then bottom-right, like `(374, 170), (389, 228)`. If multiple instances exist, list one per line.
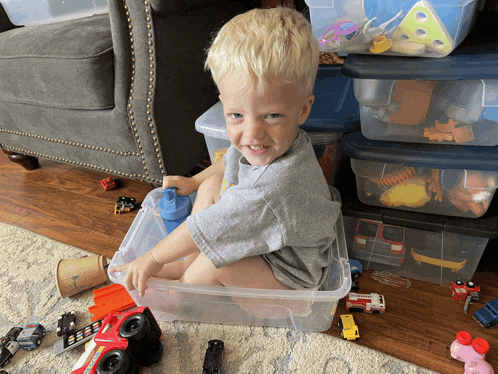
(218, 70), (314, 166)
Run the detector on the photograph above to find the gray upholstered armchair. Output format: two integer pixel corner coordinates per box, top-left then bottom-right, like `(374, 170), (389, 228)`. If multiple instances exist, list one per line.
(0, 0), (257, 184)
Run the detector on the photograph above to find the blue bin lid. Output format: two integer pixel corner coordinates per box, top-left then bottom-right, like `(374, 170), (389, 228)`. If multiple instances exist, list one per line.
(302, 66), (360, 133)
(341, 11), (498, 80)
(341, 130), (498, 171)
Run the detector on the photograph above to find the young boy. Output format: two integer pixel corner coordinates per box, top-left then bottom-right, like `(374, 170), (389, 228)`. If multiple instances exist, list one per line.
(110, 7), (341, 297)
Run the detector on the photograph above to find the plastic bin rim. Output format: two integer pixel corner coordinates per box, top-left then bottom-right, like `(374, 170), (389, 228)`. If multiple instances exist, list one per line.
(127, 271), (352, 301)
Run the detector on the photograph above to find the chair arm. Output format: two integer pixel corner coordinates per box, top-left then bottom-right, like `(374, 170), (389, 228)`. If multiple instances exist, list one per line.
(107, 0), (256, 180)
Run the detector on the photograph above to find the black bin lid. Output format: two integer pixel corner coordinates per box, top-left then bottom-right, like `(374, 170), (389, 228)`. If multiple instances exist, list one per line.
(340, 130), (498, 172)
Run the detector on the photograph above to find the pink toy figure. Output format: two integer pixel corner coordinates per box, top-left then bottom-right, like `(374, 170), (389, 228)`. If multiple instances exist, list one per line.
(450, 330), (494, 374)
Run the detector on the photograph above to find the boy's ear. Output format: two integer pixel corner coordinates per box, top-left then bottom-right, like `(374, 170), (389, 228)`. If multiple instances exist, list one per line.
(297, 95), (315, 126)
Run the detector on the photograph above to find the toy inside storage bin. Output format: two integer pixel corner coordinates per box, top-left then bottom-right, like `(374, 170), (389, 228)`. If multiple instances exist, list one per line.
(341, 209), (492, 287)
(108, 186), (351, 332)
(340, 131), (498, 218)
(354, 79), (498, 146)
(305, 0), (479, 58)
(0, 0), (108, 26)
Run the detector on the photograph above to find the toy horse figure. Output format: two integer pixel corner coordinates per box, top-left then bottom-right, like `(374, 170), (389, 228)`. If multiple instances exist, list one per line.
(321, 10), (404, 53)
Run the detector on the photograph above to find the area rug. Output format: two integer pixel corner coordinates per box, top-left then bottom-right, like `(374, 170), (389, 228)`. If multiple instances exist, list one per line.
(0, 222), (439, 374)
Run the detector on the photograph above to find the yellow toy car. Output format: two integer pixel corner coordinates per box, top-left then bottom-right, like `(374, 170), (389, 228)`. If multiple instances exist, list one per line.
(338, 314), (360, 341)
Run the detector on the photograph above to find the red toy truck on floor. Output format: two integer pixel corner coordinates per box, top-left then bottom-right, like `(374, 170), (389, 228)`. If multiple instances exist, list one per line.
(71, 307), (162, 374)
(346, 292), (386, 314)
(451, 280), (480, 314)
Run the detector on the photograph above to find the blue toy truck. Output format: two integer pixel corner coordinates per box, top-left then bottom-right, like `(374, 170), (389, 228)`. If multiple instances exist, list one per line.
(349, 259), (363, 292)
(473, 298), (498, 328)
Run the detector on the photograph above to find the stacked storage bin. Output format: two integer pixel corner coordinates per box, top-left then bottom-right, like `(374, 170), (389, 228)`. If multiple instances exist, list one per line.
(331, 8), (498, 287)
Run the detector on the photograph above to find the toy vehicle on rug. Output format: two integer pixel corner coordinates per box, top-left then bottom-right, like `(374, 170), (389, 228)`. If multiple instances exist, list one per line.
(338, 314), (360, 341)
(346, 292), (386, 314)
(202, 340), (224, 374)
(17, 323), (46, 350)
(71, 307), (162, 374)
(57, 311), (76, 337)
(352, 219), (405, 266)
(0, 327), (22, 368)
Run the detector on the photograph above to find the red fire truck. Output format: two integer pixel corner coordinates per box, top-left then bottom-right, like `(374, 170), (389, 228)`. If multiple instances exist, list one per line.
(450, 280), (480, 314)
(346, 292), (386, 314)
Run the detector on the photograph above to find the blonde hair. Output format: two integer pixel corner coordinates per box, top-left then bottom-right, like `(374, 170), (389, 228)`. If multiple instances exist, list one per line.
(205, 7), (319, 97)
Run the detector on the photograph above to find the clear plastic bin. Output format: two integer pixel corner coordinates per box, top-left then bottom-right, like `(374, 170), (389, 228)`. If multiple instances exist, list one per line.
(108, 186), (351, 332)
(1, 0), (108, 26)
(305, 0), (479, 58)
(343, 215), (488, 287)
(355, 79), (498, 146)
(351, 158), (498, 218)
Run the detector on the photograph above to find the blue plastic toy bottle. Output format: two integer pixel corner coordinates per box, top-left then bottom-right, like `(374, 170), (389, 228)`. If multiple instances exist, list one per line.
(158, 188), (193, 234)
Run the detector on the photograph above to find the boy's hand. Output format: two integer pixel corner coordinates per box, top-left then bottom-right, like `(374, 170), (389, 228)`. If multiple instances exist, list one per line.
(108, 255), (163, 297)
(163, 175), (197, 196)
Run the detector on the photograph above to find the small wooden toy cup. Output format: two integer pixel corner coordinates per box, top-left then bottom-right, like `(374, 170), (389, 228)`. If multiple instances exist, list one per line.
(56, 255), (108, 298)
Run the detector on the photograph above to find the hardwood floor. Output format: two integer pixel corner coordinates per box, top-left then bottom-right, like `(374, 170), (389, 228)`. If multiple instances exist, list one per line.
(1, 152), (497, 373)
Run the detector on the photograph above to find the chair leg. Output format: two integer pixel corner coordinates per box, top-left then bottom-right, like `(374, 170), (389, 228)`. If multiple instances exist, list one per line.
(1, 149), (40, 170)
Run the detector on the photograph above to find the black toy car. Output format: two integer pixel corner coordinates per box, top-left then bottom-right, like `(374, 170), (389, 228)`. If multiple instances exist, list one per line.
(202, 340), (224, 374)
(114, 196), (137, 214)
(0, 327), (22, 368)
(57, 311), (76, 337)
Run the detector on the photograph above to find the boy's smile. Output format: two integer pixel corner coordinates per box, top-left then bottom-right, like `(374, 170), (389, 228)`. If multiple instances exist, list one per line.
(218, 70), (314, 166)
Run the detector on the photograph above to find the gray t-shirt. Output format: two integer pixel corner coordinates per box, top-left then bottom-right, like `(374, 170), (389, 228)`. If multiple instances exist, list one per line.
(187, 129), (341, 289)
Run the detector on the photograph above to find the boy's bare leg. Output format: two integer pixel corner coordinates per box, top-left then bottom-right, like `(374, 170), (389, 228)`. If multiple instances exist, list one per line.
(180, 252), (293, 290)
(154, 173), (223, 280)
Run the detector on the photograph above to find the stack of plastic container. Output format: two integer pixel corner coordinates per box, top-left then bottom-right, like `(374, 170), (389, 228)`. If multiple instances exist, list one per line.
(333, 7), (498, 287)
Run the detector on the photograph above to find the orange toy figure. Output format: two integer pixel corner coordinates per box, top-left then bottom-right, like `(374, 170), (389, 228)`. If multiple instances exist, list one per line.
(370, 166), (416, 187)
(389, 81), (438, 126)
(447, 173), (494, 217)
(427, 169), (444, 202)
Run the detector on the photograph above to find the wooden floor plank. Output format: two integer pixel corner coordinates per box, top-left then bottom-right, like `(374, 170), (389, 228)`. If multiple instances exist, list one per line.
(0, 182), (138, 240)
(0, 200), (32, 225)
